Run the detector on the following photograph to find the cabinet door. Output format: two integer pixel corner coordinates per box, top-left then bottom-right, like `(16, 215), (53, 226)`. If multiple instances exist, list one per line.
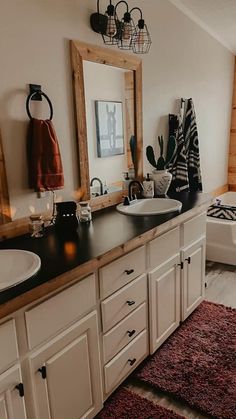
(181, 237), (206, 321)
(30, 311), (103, 419)
(0, 365), (27, 419)
(149, 254), (181, 354)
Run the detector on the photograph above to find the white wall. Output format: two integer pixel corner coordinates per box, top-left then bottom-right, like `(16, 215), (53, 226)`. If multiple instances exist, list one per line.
(0, 0), (234, 220)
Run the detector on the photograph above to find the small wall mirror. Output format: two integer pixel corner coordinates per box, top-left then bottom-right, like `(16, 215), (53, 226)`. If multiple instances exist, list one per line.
(71, 40), (143, 210)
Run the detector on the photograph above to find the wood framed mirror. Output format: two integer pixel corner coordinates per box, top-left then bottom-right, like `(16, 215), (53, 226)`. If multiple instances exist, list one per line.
(0, 130), (11, 225)
(71, 40), (143, 210)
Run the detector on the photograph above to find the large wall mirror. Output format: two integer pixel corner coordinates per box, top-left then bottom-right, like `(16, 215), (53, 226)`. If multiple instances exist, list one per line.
(71, 40), (143, 209)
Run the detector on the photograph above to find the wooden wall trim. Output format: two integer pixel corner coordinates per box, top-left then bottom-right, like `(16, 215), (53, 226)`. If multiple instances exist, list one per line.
(0, 130), (11, 225)
(210, 184), (229, 197)
(228, 56), (236, 188)
(70, 40), (143, 207)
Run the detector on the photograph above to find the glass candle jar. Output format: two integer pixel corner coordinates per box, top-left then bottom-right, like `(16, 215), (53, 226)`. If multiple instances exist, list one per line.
(29, 215), (44, 238)
(78, 201), (92, 223)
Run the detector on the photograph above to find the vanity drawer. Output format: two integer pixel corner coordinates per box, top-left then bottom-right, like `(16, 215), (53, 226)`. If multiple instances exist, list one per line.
(103, 302), (147, 364)
(99, 246), (146, 299)
(182, 212), (206, 247)
(101, 274), (147, 333)
(25, 274), (96, 349)
(0, 319), (19, 372)
(104, 329), (148, 395)
(149, 227), (180, 269)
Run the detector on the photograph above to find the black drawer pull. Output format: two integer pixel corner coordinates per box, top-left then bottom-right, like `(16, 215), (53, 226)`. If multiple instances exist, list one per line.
(15, 383), (24, 398)
(128, 358), (137, 366)
(127, 329), (136, 337)
(178, 262), (184, 269)
(127, 300), (135, 306)
(185, 257), (191, 264)
(125, 269), (134, 275)
(38, 366), (47, 379)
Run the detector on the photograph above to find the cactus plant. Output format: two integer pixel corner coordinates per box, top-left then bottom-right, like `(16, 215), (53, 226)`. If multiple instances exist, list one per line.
(146, 135), (166, 170)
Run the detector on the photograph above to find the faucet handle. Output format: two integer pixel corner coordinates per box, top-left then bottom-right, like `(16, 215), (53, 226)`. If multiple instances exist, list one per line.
(123, 196), (130, 206)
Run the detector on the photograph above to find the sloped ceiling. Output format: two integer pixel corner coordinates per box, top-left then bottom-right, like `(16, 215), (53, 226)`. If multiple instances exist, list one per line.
(170, 0), (236, 53)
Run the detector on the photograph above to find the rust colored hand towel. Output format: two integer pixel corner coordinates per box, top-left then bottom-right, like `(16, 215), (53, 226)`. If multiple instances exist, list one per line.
(27, 119), (64, 191)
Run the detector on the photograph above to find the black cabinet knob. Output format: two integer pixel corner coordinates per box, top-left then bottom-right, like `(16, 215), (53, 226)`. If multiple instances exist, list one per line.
(127, 329), (136, 337)
(125, 269), (134, 275)
(38, 366), (47, 379)
(185, 257), (191, 264)
(15, 383), (24, 398)
(128, 358), (136, 366)
(127, 300), (135, 306)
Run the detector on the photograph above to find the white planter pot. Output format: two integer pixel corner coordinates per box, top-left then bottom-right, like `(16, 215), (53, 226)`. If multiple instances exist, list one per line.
(152, 170), (172, 196)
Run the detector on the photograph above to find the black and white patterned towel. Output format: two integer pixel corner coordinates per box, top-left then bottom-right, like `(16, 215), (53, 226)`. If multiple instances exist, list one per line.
(167, 114), (189, 192)
(207, 204), (236, 221)
(184, 98), (202, 192)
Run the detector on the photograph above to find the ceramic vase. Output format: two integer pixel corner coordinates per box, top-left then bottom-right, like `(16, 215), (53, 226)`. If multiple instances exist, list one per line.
(152, 169), (172, 196)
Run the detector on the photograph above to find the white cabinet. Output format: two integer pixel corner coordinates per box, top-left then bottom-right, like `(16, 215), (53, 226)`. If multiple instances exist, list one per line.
(29, 311), (103, 419)
(181, 237), (205, 321)
(0, 365), (27, 419)
(148, 213), (206, 353)
(0, 208), (208, 418)
(149, 254), (181, 354)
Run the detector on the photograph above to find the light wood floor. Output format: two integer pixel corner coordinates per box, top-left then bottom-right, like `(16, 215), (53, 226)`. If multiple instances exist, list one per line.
(126, 261), (236, 419)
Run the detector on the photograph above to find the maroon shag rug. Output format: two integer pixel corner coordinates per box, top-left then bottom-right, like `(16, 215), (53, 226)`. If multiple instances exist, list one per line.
(96, 387), (184, 419)
(134, 301), (236, 419)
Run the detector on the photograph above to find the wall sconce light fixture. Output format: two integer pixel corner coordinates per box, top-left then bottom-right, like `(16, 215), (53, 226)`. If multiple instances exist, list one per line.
(90, 0), (152, 54)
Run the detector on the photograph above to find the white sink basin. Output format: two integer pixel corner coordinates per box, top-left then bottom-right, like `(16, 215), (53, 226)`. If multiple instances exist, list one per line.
(0, 250), (41, 291)
(117, 198), (182, 216)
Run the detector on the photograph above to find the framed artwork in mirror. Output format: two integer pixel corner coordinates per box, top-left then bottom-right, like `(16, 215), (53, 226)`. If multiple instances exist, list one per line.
(95, 100), (124, 158)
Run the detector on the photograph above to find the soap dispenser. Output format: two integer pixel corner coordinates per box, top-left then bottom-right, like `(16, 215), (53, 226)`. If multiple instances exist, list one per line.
(143, 173), (154, 198)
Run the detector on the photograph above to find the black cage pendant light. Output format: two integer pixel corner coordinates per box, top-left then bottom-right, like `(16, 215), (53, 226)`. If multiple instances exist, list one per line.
(90, 0), (152, 54)
(115, 1), (136, 51)
(103, 0), (119, 45)
(130, 7), (152, 54)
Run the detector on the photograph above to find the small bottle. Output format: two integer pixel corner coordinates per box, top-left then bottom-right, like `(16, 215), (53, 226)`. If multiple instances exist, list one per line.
(122, 172), (131, 190)
(143, 173), (154, 198)
(29, 215), (44, 238)
(128, 167), (135, 180)
(78, 201), (92, 223)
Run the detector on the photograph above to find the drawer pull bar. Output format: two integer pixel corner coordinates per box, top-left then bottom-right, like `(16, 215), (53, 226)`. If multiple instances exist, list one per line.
(185, 257), (191, 264)
(125, 269), (134, 275)
(127, 300), (135, 306)
(127, 329), (136, 337)
(15, 383), (24, 398)
(178, 262), (184, 269)
(38, 366), (47, 379)
(128, 358), (137, 366)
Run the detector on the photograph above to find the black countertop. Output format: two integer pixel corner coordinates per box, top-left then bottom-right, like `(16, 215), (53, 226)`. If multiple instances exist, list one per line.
(0, 192), (211, 306)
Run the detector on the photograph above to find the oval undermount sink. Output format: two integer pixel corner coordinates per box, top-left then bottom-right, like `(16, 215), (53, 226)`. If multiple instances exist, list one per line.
(116, 198), (182, 216)
(0, 250), (41, 291)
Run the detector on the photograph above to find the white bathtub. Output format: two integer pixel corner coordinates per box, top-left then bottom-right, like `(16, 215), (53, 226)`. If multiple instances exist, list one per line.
(206, 192), (236, 265)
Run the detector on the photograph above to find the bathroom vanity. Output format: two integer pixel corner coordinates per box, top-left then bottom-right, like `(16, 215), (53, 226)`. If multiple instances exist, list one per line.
(0, 192), (210, 419)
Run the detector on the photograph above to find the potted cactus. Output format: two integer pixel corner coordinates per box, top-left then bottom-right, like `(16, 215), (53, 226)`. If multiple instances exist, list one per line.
(146, 135), (172, 195)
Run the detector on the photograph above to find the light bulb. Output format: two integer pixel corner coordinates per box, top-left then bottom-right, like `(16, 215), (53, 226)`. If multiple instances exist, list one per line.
(106, 15), (117, 38)
(137, 30), (146, 47)
(122, 22), (132, 41)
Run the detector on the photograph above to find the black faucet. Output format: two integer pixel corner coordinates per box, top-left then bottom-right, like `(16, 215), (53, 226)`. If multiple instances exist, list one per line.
(90, 177), (104, 196)
(128, 180), (143, 201)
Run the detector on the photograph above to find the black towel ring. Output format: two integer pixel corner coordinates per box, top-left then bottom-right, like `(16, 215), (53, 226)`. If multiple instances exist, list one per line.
(26, 91), (53, 120)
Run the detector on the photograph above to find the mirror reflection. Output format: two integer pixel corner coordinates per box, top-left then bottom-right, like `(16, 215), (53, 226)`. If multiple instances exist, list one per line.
(83, 61), (136, 199)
